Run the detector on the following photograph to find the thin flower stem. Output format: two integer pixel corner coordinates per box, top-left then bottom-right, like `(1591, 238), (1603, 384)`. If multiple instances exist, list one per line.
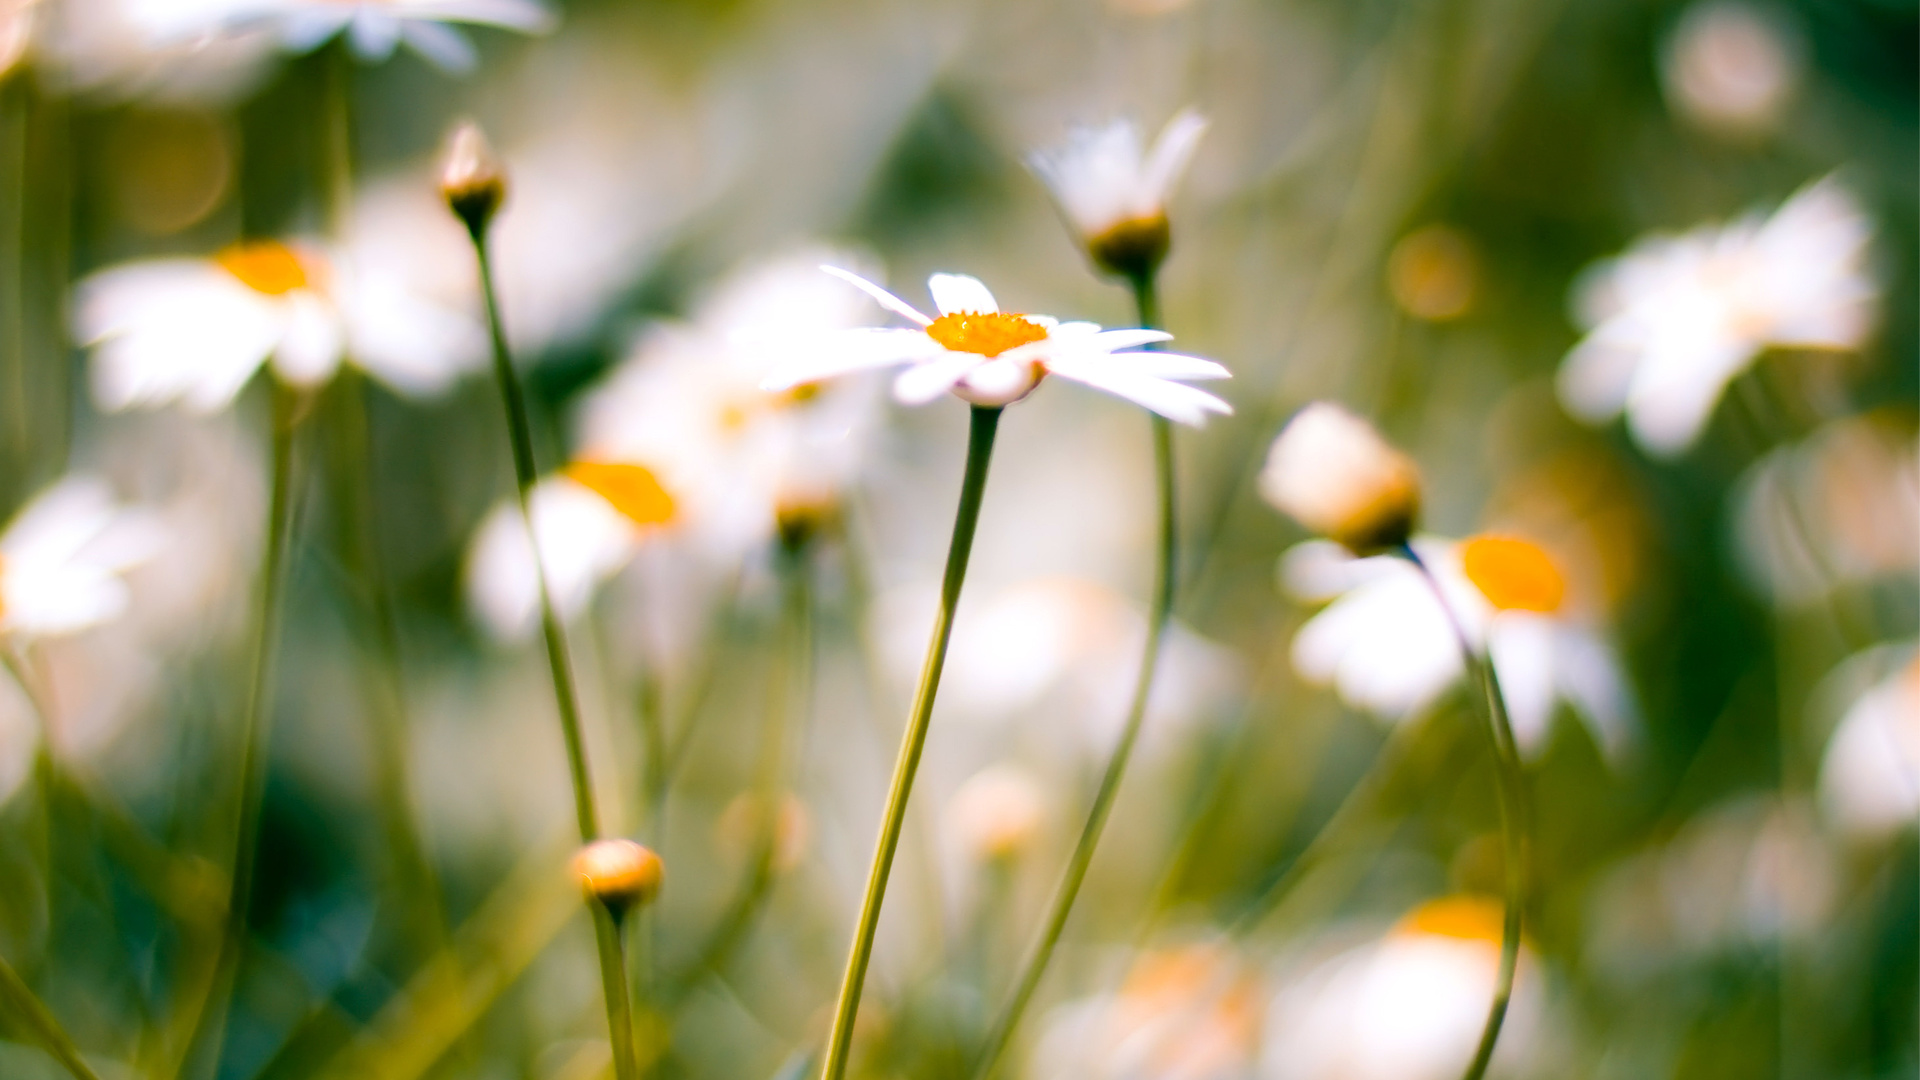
(464, 224), (638, 1080)
(819, 404), (1004, 1080)
(1401, 544), (1529, 1080)
(0, 951), (104, 1080)
(968, 272), (1179, 1080)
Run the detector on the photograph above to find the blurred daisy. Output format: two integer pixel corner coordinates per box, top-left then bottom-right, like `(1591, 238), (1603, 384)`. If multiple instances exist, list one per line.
(1263, 897), (1541, 1080)
(946, 763), (1048, 863)
(1028, 109), (1208, 278)
(1279, 535), (1637, 764)
(75, 238), (484, 413)
(1557, 176), (1876, 457)
(761, 268), (1232, 425)
(2, 477), (163, 641)
(1259, 402), (1421, 554)
(131, 0), (554, 73)
(1033, 944), (1262, 1080)
(1816, 648), (1920, 840)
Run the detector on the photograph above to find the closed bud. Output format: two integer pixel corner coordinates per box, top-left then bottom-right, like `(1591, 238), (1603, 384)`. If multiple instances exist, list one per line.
(1259, 402), (1421, 554)
(439, 120), (506, 236)
(572, 838), (663, 914)
(1087, 214), (1172, 282)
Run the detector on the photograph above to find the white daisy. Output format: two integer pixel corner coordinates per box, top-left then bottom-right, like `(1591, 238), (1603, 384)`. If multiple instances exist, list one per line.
(1259, 402), (1421, 554)
(1280, 535), (1637, 764)
(131, 0), (553, 73)
(761, 268), (1231, 425)
(1557, 176), (1876, 456)
(1, 477), (164, 640)
(1028, 109), (1209, 276)
(75, 238), (484, 413)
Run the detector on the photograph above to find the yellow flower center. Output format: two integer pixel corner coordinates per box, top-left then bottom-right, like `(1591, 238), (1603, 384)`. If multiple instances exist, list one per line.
(1461, 534), (1566, 613)
(565, 460), (676, 528)
(217, 241), (311, 296)
(1396, 895), (1506, 943)
(925, 311), (1049, 358)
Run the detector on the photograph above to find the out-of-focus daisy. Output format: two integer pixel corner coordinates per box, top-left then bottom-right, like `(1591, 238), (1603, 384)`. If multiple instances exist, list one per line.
(1733, 410), (1919, 605)
(946, 763), (1048, 863)
(1816, 646), (1920, 840)
(1033, 944), (1262, 1080)
(131, 0), (554, 73)
(1279, 535), (1637, 764)
(75, 238), (484, 413)
(1259, 402), (1421, 554)
(1, 477), (163, 641)
(1663, 2), (1801, 137)
(1028, 109), (1208, 279)
(1263, 897), (1542, 1080)
(761, 269), (1231, 426)
(1557, 176), (1876, 457)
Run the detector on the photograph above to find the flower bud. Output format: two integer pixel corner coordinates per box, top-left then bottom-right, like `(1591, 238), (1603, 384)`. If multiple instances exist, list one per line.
(1259, 403), (1421, 554)
(1087, 215), (1172, 282)
(947, 764), (1047, 862)
(439, 120), (506, 236)
(571, 838), (663, 914)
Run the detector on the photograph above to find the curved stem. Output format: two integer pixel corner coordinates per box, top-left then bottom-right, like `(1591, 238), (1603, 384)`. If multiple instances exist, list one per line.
(819, 404), (1003, 1080)
(1401, 545), (1528, 1080)
(467, 226), (638, 1080)
(969, 274), (1177, 1079)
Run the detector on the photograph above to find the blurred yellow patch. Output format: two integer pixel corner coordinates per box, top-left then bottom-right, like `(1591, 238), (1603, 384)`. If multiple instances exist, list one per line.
(1388, 224), (1478, 321)
(217, 242), (309, 296)
(1398, 895), (1506, 943)
(926, 311), (1048, 358)
(565, 460), (676, 527)
(1462, 534), (1566, 613)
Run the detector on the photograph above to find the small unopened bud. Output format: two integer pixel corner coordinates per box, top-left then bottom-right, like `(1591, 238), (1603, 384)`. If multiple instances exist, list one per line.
(572, 838), (663, 914)
(439, 120), (506, 236)
(947, 764), (1047, 862)
(1259, 402), (1421, 554)
(774, 493), (839, 552)
(1087, 214), (1172, 282)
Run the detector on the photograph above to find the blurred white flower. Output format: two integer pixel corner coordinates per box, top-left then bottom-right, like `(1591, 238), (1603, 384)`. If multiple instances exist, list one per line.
(1558, 176), (1876, 456)
(0, 0), (33, 78)
(1663, 2), (1801, 137)
(75, 238), (484, 413)
(1264, 897), (1541, 1080)
(1817, 648), (1920, 840)
(1279, 536), (1637, 764)
(130, 0), (554, 72)
(465, 463), (674, 642)
(1, 477), (163, 640)
(1028, 109), (1207, 276)
(1733, 411), (1919, 605)
(946, 762), (1048, 862)
(1033, 944), (1262, 1080)
(761, 268), (1232, 425)
(1259, 402), (1421, 554)
(34, 0), (277, 102)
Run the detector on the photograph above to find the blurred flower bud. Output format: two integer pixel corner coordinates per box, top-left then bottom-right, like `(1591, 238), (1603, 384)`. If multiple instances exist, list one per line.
(947, 763), (1047, 861)
(572, 838), (662, 913)
(774, 494), (839, 553)
(1259, 403), (1421, 554)
(1459, 535), (1567, 613)
(1088, 215), (1172, 282)
(440, 120), (506, 236)
(1030, 110), (1207, 282)
(1663, 2), (1800, 138)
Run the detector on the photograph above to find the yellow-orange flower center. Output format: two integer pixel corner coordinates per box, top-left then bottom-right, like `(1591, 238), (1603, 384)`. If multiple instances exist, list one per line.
(1396, 895), (1506, 943)
(925, 311), (1048, 358)
(565, 461), (676, 528)
(216, 241), (311, 296)
(1461, 534), (1566, 613)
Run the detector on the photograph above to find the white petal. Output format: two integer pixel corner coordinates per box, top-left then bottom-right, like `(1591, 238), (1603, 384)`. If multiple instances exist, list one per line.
(410, 0), (557, 32)
(1488, 615), (1559, 760)
(759, 328), (939, 391)
(892, 351), (980, 405)
(346, 11), (403, 59)
(268, 291), (345, 388)
(398, 19), (477, 71)
(1080, 349), (1232, 381)
(1082, 328), (1173, 351)
(465, 478), (637, 641)
(1140, 109), (1208, 209)
(77, 261), (280, 414)
(1553, 627), (1640, 766)
(1044, 355), (1231, 425)
(927, 272), (998, 317)
(822, 265), (931, 326)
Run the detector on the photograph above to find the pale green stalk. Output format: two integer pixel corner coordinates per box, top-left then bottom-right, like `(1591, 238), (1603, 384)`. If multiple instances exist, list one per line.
(0, 952), (103, 1080)
(462, 218), (639, 1080)
(969, 272), (1179, 1079)
(819, 404), (1004, 1080)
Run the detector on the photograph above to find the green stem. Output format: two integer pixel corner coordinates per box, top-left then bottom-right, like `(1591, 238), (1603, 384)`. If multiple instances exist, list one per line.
(0, 952), (103, 1080)
(594, 907), (643, 1079)
(968, 274), (1178, 1079)
(466, 223), (638, 1080)
(819, 404), (1003, 1080)
(1403, 546), (1528, 1080)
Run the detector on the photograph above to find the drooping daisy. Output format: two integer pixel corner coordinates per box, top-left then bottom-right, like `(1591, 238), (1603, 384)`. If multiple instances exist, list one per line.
(1557, 176), (1876, 457)
(75, 238), (484, 413)
(1259, 402), (1421, 554)
(1028, 109), (1209, 278)
(1, 477), (164, 640)
(1279, 535), (1638, 764)
(130, 0), (554, 73)
(761, 268), (1231, 425)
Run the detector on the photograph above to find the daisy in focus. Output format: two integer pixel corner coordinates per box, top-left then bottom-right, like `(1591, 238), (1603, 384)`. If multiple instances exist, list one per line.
(762, 268), (1231, 425)
(1028, 109), (1209, 279)
(1, 477), (163, 641)
(131, 0), (554, 73)
(75, 238), (485, 413)
(1557, 176), (1876, 457)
